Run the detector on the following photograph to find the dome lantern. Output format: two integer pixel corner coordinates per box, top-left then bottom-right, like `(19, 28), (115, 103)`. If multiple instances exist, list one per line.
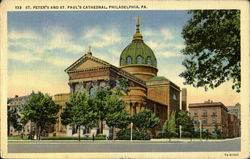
(133, 16), (143, 41)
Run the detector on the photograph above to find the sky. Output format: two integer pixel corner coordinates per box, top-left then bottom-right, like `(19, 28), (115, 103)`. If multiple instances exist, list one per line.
(7, 10), (240, 106)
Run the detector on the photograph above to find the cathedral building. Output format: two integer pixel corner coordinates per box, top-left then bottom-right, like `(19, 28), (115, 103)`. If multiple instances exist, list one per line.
(52, 17), (186, 137)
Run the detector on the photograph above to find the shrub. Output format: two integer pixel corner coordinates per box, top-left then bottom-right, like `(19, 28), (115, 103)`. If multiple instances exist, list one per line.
(40, 136), (106, 140)
(155, 132), (169, 139)
(116, 129), (150, 140)
(96, 134), (106, 138)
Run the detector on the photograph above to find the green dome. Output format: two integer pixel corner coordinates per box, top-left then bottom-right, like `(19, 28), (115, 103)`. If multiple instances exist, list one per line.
(120, 40), (157, 67)
(119, 16), (157, 68)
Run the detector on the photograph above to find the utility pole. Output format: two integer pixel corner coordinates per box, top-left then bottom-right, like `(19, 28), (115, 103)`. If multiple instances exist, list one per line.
(130, 122), (133, 141)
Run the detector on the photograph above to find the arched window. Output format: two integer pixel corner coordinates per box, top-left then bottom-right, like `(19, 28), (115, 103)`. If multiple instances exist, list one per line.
(137, 56), (142, 64)
(146, 56), (151, 64)
(154, 59), (157, 67)
(120, 59), (124, 66)
(126, 56), (132, 64)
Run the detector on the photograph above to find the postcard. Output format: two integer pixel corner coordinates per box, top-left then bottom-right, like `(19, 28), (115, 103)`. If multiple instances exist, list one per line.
(0, 0), (249, 159)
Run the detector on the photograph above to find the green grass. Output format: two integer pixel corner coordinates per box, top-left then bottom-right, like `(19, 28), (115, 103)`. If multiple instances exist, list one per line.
(8, 136), (106, 140)
(153, 137), (224, 140)
(41, 136), (106, 140)
(8, 136), (28, 140)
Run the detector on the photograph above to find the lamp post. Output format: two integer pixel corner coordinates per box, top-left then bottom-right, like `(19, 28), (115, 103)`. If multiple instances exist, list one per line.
(130, 122), (133, 141)
(179, 125), (182, 139)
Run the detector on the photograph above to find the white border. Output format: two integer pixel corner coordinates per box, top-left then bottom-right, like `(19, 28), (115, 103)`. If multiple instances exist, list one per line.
(1, 0), (249, 158)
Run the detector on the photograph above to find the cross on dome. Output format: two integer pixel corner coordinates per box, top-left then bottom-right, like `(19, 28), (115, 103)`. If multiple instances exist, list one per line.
(87, 45), (92, 56)
(133, 16), (143, 41)
(88, 46), (91, 52)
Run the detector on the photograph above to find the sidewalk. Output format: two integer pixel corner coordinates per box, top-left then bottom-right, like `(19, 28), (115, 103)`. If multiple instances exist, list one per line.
(151, 137), (241, 142)
(8, 137), (240, 143)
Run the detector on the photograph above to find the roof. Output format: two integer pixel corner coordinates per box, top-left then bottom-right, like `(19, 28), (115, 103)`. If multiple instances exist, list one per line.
(146, 76), (168, 82)
(189, 101), (228, 111)
(65, 52), (111, 72)
(119, 17), (157, 68)
(64, 52), (147, 87)
(120, 41), (157, 67)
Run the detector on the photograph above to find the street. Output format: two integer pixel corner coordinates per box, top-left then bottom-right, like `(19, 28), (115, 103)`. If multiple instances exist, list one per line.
(8, 138), (240, 153)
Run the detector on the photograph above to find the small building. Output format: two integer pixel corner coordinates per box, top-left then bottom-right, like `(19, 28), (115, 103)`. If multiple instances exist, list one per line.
(189, 100), (229, 138)
(189, 100), (241, 138)
(227, 103), (241, 120)
(7, 95), (33, 136)
(227, 113), (241, 138)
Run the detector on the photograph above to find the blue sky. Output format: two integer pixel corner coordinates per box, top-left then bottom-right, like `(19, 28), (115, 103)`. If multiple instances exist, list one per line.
(7, 10), (239, 106)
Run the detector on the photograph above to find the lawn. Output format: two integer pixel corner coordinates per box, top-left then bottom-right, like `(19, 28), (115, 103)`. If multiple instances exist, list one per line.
(8, 136), (29, 140)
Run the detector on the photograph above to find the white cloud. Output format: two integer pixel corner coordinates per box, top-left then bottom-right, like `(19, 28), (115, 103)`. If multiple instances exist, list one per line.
(8, 51), (41, 63)
(8, 27), (85, 66)
(46, 57), (74, 67)
(174, 44), (185, 49)
(147, 41), (168, 50)
(82, 27), (122, 48)
(144, 28), (175, 41)
(8, 30), (41, 40)
(157, 51), (182, 58)
(8, 26), (184, 67)
(143, 29), (154, 37)
(161, 28), (174, 40)
(83, 27), (101, 39)
(94, 50), (119, 67)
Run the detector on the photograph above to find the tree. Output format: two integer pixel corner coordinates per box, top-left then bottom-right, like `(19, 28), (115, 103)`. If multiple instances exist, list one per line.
(214, 123), (222, 139)
(163, 111), (177, 141)
(176, 111), (194, 138)
(115, 78), (130, 96)
(180, 10), (240, 92)
(93, 87), (112, 134)
(7, 106), (21, 135)
(94, 78), (131, 134)
(132, 109), (160, 133)
(20, 91), (60, 140)
(105, 93), (131, 139)
(61, 92), (98, 141)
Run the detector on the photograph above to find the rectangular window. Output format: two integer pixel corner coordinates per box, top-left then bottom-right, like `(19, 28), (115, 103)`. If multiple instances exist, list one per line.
(212, 118), (217, 125)
(194, 110), (198, 116)
(203, 128), (208, 132)
(212, 109), (217, 116)
(202, 118), (207, 124)
(202, 110), (207, 116)
(193, 118), (198, 124)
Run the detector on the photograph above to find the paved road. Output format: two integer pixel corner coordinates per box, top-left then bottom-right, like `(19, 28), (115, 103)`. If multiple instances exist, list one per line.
(8, 138), (240, 153)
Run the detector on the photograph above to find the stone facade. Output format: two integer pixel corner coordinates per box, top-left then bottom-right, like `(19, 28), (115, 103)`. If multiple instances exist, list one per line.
(50, 17), (184, 137)
(146, 77), (180, 119)
(52, 52), (171, 136)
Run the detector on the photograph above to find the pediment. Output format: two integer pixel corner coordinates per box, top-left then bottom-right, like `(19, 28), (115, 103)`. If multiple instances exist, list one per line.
(75, 59), (105, 70)
(65, 54), (111, 72)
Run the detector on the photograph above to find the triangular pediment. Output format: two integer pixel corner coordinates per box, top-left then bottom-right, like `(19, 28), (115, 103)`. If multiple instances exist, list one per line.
(65, 54), (111, 72)
(75, 59), (105, 70)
